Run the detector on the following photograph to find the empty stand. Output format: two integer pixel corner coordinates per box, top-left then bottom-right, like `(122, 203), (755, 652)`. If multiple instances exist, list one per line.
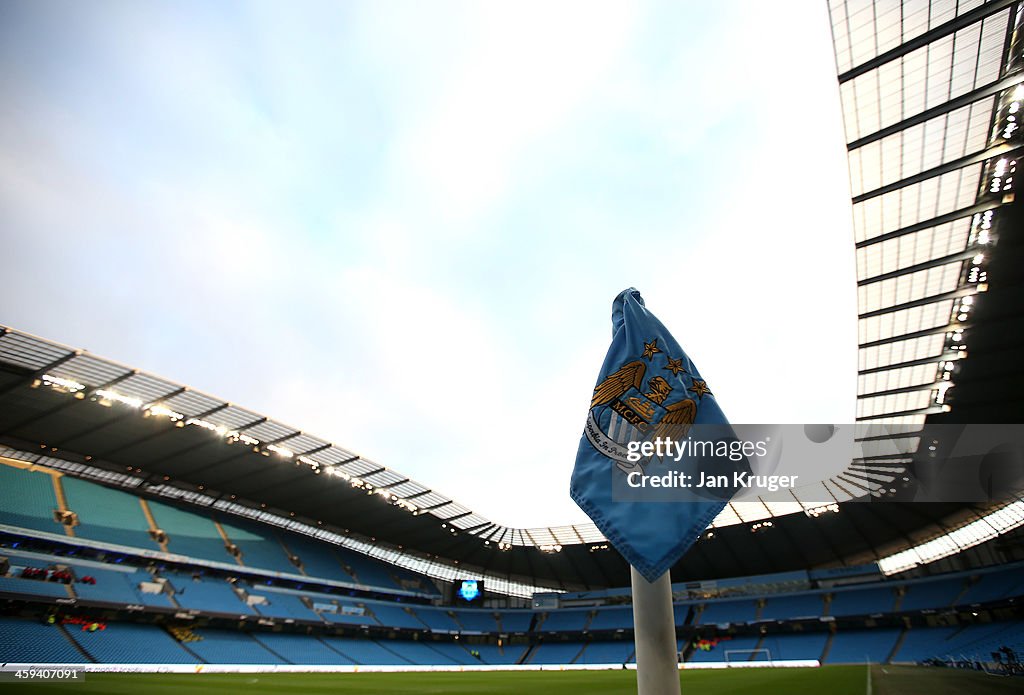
(0, 464), (63, 535)
(66, 622), (195, 663)
(539, 608), (590, 632)
(759, 593), (824, 621)
(899, 577), (965, 612)
(891, 626), (960, 662)
(320, 637), (407, 664)
(759, 632), (828, 661)
(957, 568), (1024, 606)
(589, 606), (633, 631)
(698, 598), (757, 625)
(529, 641), (584, 664)
(576, 640), (633, 664)
(249, 633), (344, 665)
(60, 477), (160, 551)
(167, 574), (255, 616)
(0, 574), (74, 599)
(453, 609), (498, 633)
(367, 602), (430, 630)
(498, 610), (534, 633)
(824, 629), (901, 664)
(410, 606), (461, 632)
(0, 616), (89, 663)
(828, 586), (895, 617)
(184, 628), (285, 664)
(216, 517), (296, 574)
(276, 532), (347, 582)
(147, 501), (232, 564)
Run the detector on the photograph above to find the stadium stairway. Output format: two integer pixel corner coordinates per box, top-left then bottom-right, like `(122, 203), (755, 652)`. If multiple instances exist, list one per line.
(581, 611), (594, 632)
(246, 634), (291, 664)
(820, 631), (834, 663)
(50, 473), (74, 539)
(211, 519), (244, 568)
(138, 499), (169, 553)
(56, 623), (98, 663)
(518, 643), (537, 664)
(369, 639), (414, 665)
(315, 637), (354, 664)
(886, 628), (908, 664)
(571, 643), (587, 664)
(892, 587), (904, 613)
(751, 634), (766, 661)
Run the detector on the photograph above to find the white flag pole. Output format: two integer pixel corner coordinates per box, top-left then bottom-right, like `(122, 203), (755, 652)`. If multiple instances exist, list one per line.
(630, 566), (681, 695)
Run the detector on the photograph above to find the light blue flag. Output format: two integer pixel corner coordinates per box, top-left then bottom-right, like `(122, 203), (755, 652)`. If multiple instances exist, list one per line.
(570, 288), (742, 582)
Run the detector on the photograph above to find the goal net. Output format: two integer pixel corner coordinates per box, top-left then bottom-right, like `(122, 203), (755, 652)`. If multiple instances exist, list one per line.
(723, 648), (772, 663)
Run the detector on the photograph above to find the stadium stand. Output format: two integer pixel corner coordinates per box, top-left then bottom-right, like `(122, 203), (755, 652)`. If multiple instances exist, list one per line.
(184, 628), (286, 664)
(0, 574), (74, 599)
(469, 644), (526, 665)
(529, 641), (585, 664)
(410, 606), (461, 632)
(956, 567), (1024, 606)
(335, 548), (401, 590)
(66, 622), (195, 663)
(673, 602), (695, 626)
(825, 629), (902, 664)
(248, 632), (345, 665)
(453, 609), (498, 632)
(891, 626), (961, 663)
(538, 607), (590, 632)
(247, 588), (322, 622)
(759, 592), (824, 621)
(275, 532), (348, 583)
(165, 574), (255, 616)
(899, 577), (966, 612)
(3, 464), (1024, 670)
(60, 477), (160, 551)
(588, 605), (633, 631)
(366, 601), (431, 630)
(576, 640), (634, 664)
(424, 641), (479, 664)
(320, 637), (406, 665)
(0, 464), (439, 598)
(0, 464), (63, 535)
(146, 501), (234, 564)
(68, 565), (150, 605)
(828, 585), (896, 617)
(320, 603), (378, 626)
(697, 598), (757, 625)
(759, 632), (829, 661)
(939, 621), (1024, 661)
(0, 616), (90, 663)
(497, 610), (534, 633)
(216, 516), (297, 574)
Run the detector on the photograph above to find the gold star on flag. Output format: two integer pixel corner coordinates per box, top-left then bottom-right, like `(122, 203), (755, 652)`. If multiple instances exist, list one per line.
(642, 339), (661, 360)
(689, 379), (712, 399)
(664, 357), (685, 376)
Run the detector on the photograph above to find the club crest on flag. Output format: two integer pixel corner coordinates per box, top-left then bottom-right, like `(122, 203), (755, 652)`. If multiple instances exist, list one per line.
(584, 347), (711, 478)
(570, 288), (739, 582)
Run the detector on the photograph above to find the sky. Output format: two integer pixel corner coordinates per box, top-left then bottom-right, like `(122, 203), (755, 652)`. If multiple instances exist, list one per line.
(0, 1), (857, 529)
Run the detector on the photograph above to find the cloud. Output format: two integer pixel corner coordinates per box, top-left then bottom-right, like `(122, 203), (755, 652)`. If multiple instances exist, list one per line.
(1, 1), (857, 530)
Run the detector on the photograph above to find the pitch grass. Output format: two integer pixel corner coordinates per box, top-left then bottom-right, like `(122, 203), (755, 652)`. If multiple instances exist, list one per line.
(1, 665), (1019, 694)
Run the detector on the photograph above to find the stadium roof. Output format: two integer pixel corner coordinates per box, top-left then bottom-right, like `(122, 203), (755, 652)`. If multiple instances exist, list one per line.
(0, 0), (1022, 593)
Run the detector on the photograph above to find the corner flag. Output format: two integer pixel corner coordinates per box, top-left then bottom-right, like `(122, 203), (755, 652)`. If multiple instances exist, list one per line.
(570, 288), (741, 582)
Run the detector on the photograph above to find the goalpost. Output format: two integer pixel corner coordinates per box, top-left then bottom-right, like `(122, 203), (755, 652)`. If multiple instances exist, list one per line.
(723, 648), (772, 664)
